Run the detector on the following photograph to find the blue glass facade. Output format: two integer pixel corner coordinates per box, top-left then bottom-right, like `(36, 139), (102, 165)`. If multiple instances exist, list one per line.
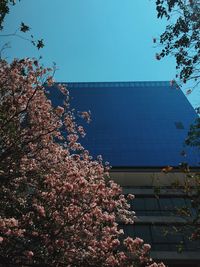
(49, 81), (199, 167)
(48, 82), (200, 265)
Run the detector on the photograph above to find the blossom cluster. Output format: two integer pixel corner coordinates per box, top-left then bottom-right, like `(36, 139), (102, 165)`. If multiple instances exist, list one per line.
(0, 59), (165, 267)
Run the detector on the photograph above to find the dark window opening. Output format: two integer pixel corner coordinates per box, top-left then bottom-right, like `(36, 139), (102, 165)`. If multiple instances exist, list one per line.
(175, 122), (184, 129)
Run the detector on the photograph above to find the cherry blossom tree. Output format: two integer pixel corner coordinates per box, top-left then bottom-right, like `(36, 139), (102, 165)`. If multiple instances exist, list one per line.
(0, 58), (165, 267)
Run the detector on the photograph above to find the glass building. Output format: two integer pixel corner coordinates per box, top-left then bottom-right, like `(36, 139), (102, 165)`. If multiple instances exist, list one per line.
(49, 81), (200, 267)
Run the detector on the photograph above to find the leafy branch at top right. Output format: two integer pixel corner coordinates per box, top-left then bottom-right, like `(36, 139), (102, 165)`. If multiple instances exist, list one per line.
(155, 0), (200, 91)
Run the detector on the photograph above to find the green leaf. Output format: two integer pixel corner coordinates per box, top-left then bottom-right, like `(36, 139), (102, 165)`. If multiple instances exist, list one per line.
(20, 22), (30, 33)
(36, 39), (44, 49)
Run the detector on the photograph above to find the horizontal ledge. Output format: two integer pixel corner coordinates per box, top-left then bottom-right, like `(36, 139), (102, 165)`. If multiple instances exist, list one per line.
(110, 171), (200, 187)
(118, 216), (196, 224)
(123, 188), (197, 196)
(135, 216), (189, 224)
(63, 81), (172, 88)
(110, 167), (200, 172)
(150, 251), (200, 261)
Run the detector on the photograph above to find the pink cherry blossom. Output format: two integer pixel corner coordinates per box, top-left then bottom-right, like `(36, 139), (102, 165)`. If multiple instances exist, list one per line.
(0, 59), (165, 267)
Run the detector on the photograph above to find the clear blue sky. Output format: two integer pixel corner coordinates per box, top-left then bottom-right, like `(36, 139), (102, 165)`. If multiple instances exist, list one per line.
(1, 0), (199, 108)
